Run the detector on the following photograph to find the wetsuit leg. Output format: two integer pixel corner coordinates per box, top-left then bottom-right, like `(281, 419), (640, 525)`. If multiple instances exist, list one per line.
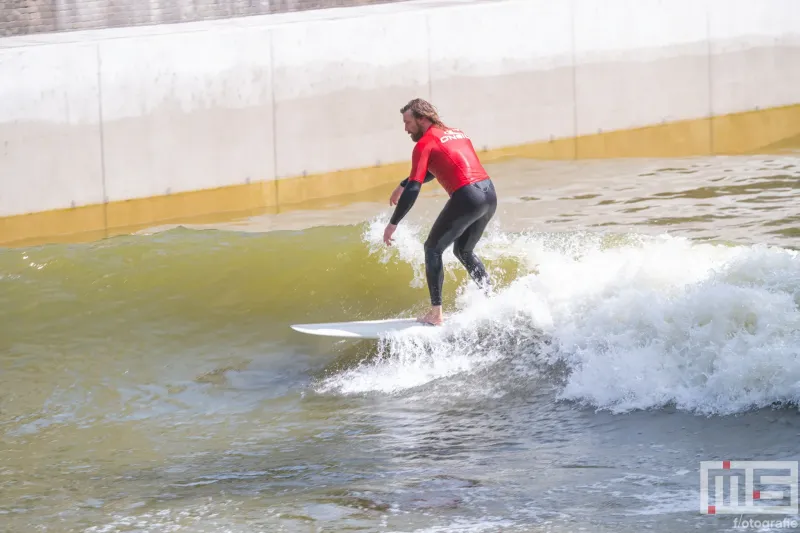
(423, 179), (497, 306)
(453, 180), (497, 289)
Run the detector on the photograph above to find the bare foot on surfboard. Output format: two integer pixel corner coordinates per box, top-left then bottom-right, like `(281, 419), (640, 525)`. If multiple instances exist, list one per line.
(417, 307), (443, 326)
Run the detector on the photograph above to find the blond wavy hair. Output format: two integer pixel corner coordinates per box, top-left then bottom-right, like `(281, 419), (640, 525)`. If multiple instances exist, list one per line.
(400, 98), (449, 129)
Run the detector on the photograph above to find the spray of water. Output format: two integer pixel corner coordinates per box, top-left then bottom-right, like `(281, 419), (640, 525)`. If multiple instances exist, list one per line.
(316, 215), (800, 415)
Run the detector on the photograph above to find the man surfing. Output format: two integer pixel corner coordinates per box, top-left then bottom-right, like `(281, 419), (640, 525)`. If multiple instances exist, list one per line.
(383, 98), (498, 326)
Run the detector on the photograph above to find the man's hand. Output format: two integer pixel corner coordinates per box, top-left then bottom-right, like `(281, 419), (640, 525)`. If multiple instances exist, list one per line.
(389, 185), (404, 206)
(383, 223), (397, 246)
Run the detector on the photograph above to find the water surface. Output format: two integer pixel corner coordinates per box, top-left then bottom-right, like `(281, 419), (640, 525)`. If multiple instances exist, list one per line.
(3, 153), (800, 532)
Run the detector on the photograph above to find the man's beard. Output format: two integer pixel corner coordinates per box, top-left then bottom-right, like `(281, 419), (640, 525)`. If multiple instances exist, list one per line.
(410, 130), (422, 142)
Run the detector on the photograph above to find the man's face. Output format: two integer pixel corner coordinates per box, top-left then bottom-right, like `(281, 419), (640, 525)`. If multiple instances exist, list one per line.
(403, 110), (425, 142)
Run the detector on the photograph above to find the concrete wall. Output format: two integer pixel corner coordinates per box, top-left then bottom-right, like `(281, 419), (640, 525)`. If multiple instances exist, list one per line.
(1, 0), (800, 243)
(1, 0), (410, 37)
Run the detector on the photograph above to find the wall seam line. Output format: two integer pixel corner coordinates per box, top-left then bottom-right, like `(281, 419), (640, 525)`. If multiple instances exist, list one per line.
(269, 28), (279, 212)
(570, 0), (578, 159)
(96, 43), (109, 237)
(426, 13), (432, 102)
(706, 0), (714, 155)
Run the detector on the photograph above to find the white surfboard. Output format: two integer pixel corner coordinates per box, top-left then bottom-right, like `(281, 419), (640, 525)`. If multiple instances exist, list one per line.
(290, 318), (437, 339)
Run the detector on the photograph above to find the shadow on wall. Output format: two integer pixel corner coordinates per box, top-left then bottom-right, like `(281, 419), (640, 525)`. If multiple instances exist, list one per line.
(0, 0), (411, 37)
(760, 132), (800, 152)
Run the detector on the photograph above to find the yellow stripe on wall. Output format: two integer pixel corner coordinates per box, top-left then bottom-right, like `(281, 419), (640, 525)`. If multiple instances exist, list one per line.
(481, 103), (800, 163)
(2, 104), (799, 248)
(712, 104), (800, 155)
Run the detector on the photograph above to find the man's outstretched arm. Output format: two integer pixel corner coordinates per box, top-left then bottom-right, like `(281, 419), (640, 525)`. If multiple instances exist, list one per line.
(383, 140), (433, 245)
(389, 140), (433, 223)
(390, 180), (422, 225)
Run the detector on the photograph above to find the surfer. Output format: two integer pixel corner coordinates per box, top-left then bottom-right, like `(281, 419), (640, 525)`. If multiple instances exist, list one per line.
(383, 98), (497, 326)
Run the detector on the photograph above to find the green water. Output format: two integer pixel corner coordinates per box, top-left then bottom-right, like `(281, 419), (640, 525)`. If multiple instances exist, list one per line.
(3, 154), (800, 532)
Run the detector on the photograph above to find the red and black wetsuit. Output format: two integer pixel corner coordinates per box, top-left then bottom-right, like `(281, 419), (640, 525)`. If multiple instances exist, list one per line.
(390, 126), (497, 307)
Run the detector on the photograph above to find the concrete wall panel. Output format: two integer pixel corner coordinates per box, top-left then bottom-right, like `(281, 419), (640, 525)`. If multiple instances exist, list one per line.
(99, 27), (275, 202)
(709, 0), (800, 115)
(428, 0), (575, 150)
(0, 42), (104, 216)
(574, 0), (710, 136)
(271, 10), (429, 179)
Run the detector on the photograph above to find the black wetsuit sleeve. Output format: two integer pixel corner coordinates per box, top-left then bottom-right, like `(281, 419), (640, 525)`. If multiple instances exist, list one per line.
(390, 180), (421, 225)
(399, 171), (435, 187)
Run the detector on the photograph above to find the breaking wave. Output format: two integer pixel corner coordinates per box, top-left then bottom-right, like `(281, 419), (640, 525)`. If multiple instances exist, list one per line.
(316, 214), (800, 416)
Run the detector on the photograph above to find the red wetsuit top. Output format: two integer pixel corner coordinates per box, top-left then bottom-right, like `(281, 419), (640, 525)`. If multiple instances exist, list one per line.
(406, 126), (490, 196)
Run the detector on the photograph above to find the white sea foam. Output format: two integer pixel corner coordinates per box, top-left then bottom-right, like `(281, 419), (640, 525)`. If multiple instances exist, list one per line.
(316, 215), (800, 415)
